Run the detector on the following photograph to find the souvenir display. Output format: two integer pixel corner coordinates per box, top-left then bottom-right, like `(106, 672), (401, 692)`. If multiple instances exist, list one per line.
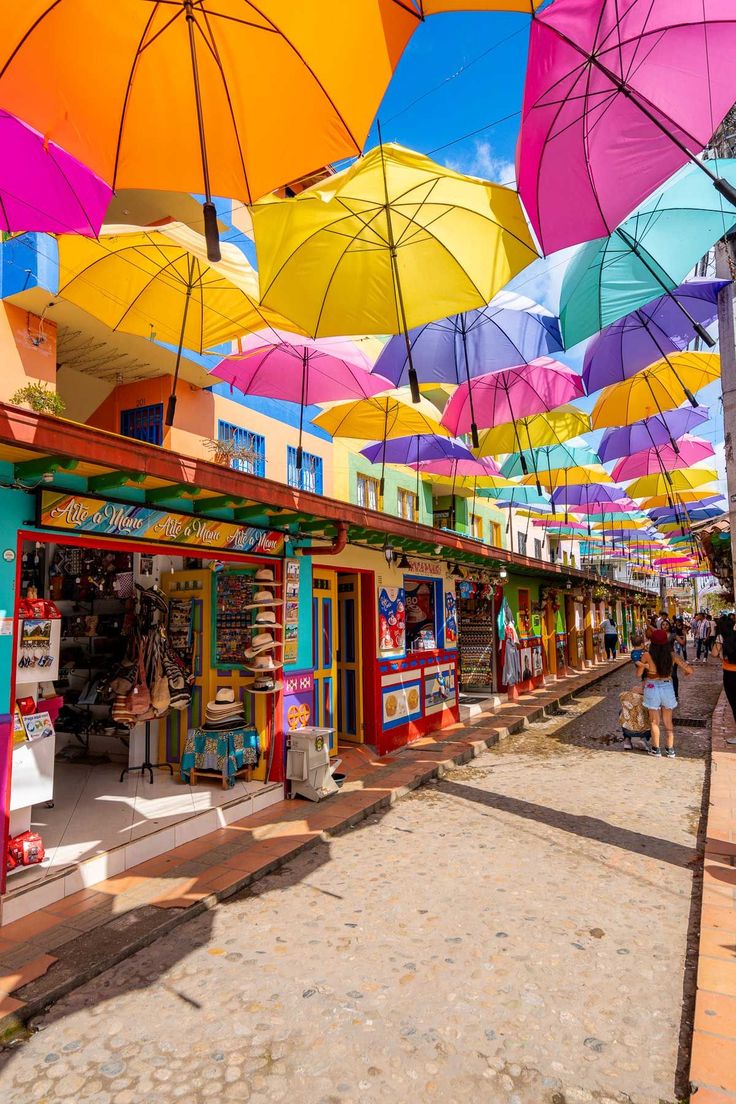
(214, 572), (256, 666)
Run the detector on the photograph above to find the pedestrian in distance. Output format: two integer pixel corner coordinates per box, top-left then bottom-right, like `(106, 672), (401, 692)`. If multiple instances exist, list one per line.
(695, 612), (711, 663)
(600, 611), (618, 660)
(708, 611), (718, 659)
(636, 629), (693, 758)
(711, 614), (736, 725)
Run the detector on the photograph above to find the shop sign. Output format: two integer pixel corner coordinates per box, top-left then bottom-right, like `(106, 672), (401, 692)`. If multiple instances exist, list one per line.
(405, 558), (438, 576)
(38, 492), (285, 557)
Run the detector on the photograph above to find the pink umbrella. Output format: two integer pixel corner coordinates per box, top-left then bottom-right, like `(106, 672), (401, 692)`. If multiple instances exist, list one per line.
(211, 329), (392, 470)
(517, 0), (736, 254)
(410, 457), (501, 478)
(441, 359), (585, 493)
(0, 109), (111, 235)
(610, 435), (715, 481)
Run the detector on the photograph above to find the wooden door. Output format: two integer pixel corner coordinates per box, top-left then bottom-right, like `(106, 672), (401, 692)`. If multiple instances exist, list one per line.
(312, 568), (338, 752)
(337, 574), (363, 743)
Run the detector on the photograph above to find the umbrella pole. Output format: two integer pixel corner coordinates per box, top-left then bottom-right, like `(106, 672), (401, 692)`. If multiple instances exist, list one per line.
(296, 350), (309, 470)
(165, 268), (195, 427)
(450, 462), (457, 531)
(379, 402), (389, 498)
(377, 122), (421, 404)
(471, 476), (478, 533)
(184, 0), (221, 262)
(459, 318), (480, 449)
(615, 230), (716, 349)
(503, 380), (541, 494)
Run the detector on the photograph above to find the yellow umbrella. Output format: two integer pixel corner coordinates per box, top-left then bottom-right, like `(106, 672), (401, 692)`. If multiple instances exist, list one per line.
(639, 490), (719, 509)
(524, 465), (612, 489)
(591, 352), (720, 429)
(0, 2), (419, 258)
(475, 405), (590, 457)
(626, 468), (719, 499)
(253, 142), (537, 400)
(56, 223), (294, 426)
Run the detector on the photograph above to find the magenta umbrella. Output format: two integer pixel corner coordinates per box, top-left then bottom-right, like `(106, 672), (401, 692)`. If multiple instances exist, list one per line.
(610, 435), (715, 482)
(517, 0), (736, 254)
(211, 330), (392, 469)
(0, 109), (111, 235)
(441, 358), (584, 493)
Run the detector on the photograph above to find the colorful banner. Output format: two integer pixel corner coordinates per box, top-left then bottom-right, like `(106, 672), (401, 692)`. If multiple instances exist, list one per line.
(38, 492), (285, 556)
(378, 586), (406, 652)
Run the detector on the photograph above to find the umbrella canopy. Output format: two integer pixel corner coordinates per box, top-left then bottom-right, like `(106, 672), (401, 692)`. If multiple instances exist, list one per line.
(441, 358), (585, 439)
(55, 222), (293, 425)
(531, 466), (612, 490)
(417, 1), (542, 11)
(500, 444), (600, 479)
(649, 504), (724, 522)
(312, 394), (449, 441)
(0, 109), (111, 235)
(478, 486), (552, 508)
(0, 1), (419, 258)
(639, 490), (721, 509)
(582, 279), (727, 394)
(611, 435), (715, 481)
(372, 291), (562, 390)
(551, 484), (629, 508)
(517, 0), (736, 255)
(475, 405), (591, 458)
(560, 160), (736, 348)
(412, 457), (502, 478)
(597, 406), (710, 463)
(360, 435), (473, 466)
(591, 353), (721, 430)
(253, 143), (537, 341)
(626, 469), (719, 499)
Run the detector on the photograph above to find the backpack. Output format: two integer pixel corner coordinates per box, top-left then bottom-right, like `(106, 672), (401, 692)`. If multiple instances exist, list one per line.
(722, 631), (736, 664)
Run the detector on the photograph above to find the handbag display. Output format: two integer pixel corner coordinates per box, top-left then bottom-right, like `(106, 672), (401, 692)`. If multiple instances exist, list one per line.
(126, 648), (151, 716)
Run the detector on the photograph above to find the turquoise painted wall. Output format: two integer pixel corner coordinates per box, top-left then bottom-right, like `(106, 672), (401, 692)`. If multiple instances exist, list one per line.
(283, 542), (313, 674)
(0, 482), (35, 713)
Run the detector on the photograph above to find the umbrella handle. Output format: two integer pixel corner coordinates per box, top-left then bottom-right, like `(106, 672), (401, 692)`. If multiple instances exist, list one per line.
(185, 1), (221, 261)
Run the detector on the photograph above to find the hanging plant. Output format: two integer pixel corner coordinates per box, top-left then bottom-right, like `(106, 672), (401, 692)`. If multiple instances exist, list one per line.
(10, 382), (65, 416)
(202, 436), (259, 468)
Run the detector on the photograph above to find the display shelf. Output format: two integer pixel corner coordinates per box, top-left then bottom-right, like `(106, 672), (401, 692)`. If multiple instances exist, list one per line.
(7, 858), (50, 877)
(242, 661), (284, 672)
(243, 680), (283, 694)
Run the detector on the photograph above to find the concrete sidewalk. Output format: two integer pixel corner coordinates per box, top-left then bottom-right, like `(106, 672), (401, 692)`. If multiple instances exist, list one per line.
(0, 659), (632, 1038)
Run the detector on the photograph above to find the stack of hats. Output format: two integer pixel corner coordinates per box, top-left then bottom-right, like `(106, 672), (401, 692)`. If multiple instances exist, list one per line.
(247, 566), (283, 627)
(203, 687), (247, 730)
(245, 631), (279, 660)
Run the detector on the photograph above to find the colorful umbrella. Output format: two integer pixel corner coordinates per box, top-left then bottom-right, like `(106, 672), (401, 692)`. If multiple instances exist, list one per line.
(478, 486), (551, 507)
(582, 279), (727, 394)
(591, 353), (720, 430)
(0, 2), (419, 260)
(611, 436), (715, 481)
(530, 466), (612, 490)
(475, 405), (591, 459)
(597, 406), (710, 463)
(372, 291), (561, 444)
(211, 330), (391, 470)
(551, 484), (630, 509)
(412, 457), (502, 478)
(500, 444), (599, 480)
(253, 142), (537, 399)
(0, 109), (111, 235)
(416, 1), (542, 11)
(55, 223), (293, 426)
(360, 435), (473, 467)
(639, 490), (721, 509)
(517, 0), (736, 254)
(626, 469), (719, 500)
(560, 161), (736, 348)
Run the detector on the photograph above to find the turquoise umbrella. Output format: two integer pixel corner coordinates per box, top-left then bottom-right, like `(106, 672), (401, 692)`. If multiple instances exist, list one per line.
(478, 485), (551, 507)
(560, 159), (736, 348)
(499, 443), (600, 479)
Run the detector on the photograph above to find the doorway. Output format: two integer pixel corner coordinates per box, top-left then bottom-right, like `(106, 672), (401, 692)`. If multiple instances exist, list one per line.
(337, 574), (363, 743)
(312, 568), (369, 747)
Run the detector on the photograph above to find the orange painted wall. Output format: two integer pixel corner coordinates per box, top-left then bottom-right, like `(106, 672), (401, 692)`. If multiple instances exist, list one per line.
(0, 302), (57, 397)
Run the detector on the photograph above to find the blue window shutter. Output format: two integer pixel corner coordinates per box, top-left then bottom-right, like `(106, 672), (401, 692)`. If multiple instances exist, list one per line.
(217, 420), (266, 476)
(120, 403), (164, 446)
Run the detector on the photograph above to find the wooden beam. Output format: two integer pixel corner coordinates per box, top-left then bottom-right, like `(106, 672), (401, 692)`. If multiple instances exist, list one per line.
(14, 455), (79, 481)
(193, 495), (246, 513)
(146, 483), (204, 505)
(233, 505), (268, 522)
(88, 470), (146, 493)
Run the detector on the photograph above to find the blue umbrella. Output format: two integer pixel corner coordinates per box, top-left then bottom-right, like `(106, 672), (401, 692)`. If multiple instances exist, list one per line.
(372, 291), (562, 447)
(477, 485), (552, 508)
(560, 160), (736, 348)
(597, 406), (710, 463)
(500, 443), (600, 480)
(582, 279), (728, 394)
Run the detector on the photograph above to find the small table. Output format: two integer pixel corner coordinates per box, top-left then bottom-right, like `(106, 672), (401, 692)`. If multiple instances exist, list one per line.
(181, 727), (260, 790)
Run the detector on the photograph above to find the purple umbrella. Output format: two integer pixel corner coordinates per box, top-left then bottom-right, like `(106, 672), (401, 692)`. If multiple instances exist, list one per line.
(360, 435), (474, 466)
(596, 406), (710, 464)
(551, 484), (631, 509)
(583, 279), (727, 394)
(0, 109), (111, 235)
(372, 292), (562, 447)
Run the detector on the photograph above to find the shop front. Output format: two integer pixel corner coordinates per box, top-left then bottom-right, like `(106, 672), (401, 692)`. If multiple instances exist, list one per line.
(1, 488), (291, 924)
(455, 577), (499, 694)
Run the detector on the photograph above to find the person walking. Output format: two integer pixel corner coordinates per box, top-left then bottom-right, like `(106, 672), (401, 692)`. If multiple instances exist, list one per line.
(696, 613), (711, 663)
(636, 629), (693, 757)
(711, 615), (736, 725)
(601, 612), (618, 660)
(708, 612), (718, 659)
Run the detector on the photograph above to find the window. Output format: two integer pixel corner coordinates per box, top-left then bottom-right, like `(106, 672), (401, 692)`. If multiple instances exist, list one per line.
(534, 538), (543, 561)
(356, 473), (381, 511)
(490, 522), (502, 548)
(517, 532), (528, 556)
(397, 487), (418, 521)
(217, 420), (266, 476)
(121, 403), (163, 446)
(470, 514), (483, 540)
(287, 446), (323, 494)
(404, 576), (438, 651)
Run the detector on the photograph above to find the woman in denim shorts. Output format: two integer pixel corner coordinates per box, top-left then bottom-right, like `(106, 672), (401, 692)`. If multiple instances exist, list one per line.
(635, 629), (693, 758)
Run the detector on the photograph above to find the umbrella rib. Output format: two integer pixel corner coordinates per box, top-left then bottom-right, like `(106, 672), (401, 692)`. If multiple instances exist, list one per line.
(194, 9), (252, 201)
(112, 4), (172, 190)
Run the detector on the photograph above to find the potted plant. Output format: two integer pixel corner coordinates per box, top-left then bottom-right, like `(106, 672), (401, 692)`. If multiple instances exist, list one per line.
(10, 382), (65, 416)
(202, 436), (258, 469)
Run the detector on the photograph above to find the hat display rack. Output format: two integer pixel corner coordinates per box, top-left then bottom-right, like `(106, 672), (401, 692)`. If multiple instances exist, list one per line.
(243, 565), (284, 694)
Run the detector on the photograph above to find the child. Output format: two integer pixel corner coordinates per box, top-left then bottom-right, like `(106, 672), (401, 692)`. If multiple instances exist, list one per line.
(619, 681), (651, 752)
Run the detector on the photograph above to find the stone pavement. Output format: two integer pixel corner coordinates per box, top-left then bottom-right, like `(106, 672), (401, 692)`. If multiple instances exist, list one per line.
(0, 660), (723, 1104)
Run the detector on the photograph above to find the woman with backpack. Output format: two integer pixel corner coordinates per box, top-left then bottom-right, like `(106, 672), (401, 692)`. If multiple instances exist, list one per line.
(635, 629), (693, 758)
(712, 615), (736, 723)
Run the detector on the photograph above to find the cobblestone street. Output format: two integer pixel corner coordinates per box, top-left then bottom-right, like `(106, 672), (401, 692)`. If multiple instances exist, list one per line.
(0, 663), (722, 1104)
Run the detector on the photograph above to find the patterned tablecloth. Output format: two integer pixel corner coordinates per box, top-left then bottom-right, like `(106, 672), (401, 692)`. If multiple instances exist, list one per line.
(181, 727), (260, 787)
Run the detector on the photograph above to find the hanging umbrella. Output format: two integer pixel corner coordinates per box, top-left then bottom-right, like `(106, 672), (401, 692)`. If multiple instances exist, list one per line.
(626, 469), (719, 500)
(253, 141), (537, 403)
(441, 358), (585, 494)
(0, 109), (111, 234)
(591, 353), (720, 430)
(551, 484), (631, 509)
(360, 435), (474, 466)
(416, 1), (541, 11)
(597, 406), (710, 463)
(372, 291), (561, 445)
(500, 444), (600, 480)
(639, 490), (721, 509)
(0, 1), (420, 260)
(54, 223), (294, 427)
(478, 486), (552, 507)
(582, 279), (727, 395)
(412, 457), (502, 478)
(475, 405), (591, 459)
(210, 330), (392, 470)
(517, 0), (736, 255)
(560, 161), (736, 349)
(529, 466), (612, 490)
(611, 436), (715, 481)
(649, 503), (724, 522)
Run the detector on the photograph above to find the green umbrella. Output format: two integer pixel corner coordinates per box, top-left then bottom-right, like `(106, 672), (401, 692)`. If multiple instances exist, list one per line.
(560, 159), (736, 348)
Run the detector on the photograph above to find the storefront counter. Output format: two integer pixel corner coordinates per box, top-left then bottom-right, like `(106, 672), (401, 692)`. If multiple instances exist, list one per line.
(376, 648), (458, 755)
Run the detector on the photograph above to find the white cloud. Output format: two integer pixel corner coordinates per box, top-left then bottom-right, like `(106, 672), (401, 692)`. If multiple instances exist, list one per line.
(443, 139), (516, 187)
